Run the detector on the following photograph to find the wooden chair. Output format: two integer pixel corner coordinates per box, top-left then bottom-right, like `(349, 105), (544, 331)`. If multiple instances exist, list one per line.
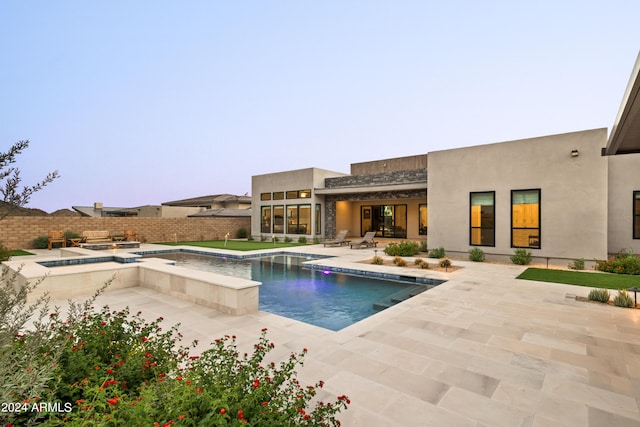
(48, 230), (66, 250)
(124, 229), (139, 241)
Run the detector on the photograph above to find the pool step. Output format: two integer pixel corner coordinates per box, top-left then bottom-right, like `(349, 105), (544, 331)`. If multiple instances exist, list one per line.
(373, 286), (431, 311)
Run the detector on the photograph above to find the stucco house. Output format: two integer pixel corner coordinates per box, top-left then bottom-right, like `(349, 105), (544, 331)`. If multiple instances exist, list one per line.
(251, 52), (640, 263)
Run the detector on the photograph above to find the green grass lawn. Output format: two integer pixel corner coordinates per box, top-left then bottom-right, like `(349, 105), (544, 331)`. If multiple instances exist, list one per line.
(517, 268), (640, 290)
(157, 240), (310, 251)
(11, 249), (34, 256)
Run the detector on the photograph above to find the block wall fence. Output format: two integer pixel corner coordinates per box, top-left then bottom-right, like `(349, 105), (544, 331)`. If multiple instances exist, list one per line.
(0, 216), (251, 249)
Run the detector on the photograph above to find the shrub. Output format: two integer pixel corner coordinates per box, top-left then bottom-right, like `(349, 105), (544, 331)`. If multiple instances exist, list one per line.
(418, 241), (428, 253)
(247, 235), (255, 241)
(260, 235), (267, 242)
(439, 258), (452, 269)
(569, 258), (585, 270)
(613, 290), (634, 308)
(393, 256), (407, 267)
(298, 236), (307, 244)
(468, 248), (485, 262)
(0, 242), (12, 261)
(384, 241), (419, 257)
(236, 227), (248, 239)
(32, 235), (49, 249)
(428, 247), (445, 258)
(588, 288), (610, 303)
(6, 300), (351, 425)
(273, 236), (280, 243)
(371, 255), (384, 265)
(595, 250), (640, 275)
(510, 249), (532, 265)
(414, 258), (424, 266)
(420, 261), (430, 269)
(284, 236), (293, 243)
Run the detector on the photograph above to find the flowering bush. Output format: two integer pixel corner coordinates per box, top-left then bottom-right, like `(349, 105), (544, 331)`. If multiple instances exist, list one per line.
(5, 303), (350, 426)
(596, 250), (640, 275)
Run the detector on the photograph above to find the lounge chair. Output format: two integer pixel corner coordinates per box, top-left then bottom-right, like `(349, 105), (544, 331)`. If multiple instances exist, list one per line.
(350, 231), (378, 249)
(323, 230), (350, 247)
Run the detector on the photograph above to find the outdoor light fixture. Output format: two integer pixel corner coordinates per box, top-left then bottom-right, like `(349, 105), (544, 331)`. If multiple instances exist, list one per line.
(571, 149), (579, 157)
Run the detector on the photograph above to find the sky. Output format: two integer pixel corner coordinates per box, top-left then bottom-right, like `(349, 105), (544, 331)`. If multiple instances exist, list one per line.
(1, 1), (639, 213)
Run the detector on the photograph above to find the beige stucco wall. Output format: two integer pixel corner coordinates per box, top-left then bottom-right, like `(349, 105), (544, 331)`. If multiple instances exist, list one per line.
(427, 129), (609, 261)
(251, 168), (347, 238)
(607, 152), (640, 255)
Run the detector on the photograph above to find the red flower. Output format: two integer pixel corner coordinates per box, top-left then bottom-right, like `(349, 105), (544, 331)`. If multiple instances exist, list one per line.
(219, 408), (226, 415)
(178, 415), (185, 420)
(107, 398), (118, 405)
(252, 379), (260, 388)
(237, 409), (244, 419)
(141, 336), (148, 342)
(106, 368), (113, 374)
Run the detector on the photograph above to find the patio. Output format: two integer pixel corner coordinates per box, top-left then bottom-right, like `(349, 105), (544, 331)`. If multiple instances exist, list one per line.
(29, 244), (640, 426)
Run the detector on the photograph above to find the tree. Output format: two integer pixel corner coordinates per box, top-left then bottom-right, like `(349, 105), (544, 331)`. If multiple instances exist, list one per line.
(0, 139), (59, 220)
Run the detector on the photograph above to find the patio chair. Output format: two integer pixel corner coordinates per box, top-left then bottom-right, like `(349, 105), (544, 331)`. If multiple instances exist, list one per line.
(323, 230), (350, 247)
(350, 231), (378, 249)
(48, 230), (66, 250)
(124, 229), (140, 241)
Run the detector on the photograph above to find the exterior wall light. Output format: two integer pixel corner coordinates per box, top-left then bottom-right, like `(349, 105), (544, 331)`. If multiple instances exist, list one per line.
(571, 149), (579, 157)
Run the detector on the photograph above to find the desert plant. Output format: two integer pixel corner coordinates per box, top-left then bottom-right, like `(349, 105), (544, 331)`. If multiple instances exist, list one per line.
(236, 227), (248, 238)
(393, 256), (407, 267)
(613, 289), (634, 308)
(510, 249), (532, 265)
(440, 258), (452, 269)
(428, 247), (446, 258)
(32, 235), (49, 249)
(568, 258), (585, 270)
(414, 258), (425, 266)
(371, 255), (384, 265)
(420, 261), (430, 269)
(469, 247), (485, 262)
(418, 241), (428, 253)
(298, 236), (307, 244)
(384, 241), (419, 257)
(588, 288), (610, 303)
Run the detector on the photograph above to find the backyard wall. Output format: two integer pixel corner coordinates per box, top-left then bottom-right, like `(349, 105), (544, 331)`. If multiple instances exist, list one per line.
(0, 216), (251, 249)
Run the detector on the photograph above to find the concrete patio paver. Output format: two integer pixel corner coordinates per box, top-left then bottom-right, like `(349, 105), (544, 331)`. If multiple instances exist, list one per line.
(36, 244), (640, 426)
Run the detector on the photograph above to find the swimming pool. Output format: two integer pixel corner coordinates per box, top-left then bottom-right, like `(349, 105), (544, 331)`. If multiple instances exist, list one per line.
(147, 252), (441, 331)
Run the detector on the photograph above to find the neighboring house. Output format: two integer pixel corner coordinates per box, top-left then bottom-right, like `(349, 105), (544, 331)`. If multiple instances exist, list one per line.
(252, 51), (640, 261)
(74, 194), (252, 218)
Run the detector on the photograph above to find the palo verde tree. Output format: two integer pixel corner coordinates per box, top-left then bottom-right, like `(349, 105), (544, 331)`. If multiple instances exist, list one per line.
(0, 139), (59, 220)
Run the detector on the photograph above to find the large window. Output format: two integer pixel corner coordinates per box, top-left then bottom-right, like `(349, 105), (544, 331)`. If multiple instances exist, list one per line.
(360, 205), (407, 238)
(512, 189), (540, 248)
(419, 204), (428, 235)
(261, 206), (271, 233)
(273, 205), (284, 233)
(634, 192), (640, 239)
(470, 192), (495, 246)
(286, 204), (311, 235)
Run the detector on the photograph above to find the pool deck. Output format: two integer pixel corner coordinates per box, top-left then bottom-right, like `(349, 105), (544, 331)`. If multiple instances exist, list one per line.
(23, 244), (640, 426)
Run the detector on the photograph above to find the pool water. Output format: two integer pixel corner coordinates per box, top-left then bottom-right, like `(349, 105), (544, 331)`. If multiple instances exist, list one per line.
(150, 253), (432, 331)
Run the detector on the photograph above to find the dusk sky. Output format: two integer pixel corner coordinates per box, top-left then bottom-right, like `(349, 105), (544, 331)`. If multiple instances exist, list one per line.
(2, 1), (639, 213)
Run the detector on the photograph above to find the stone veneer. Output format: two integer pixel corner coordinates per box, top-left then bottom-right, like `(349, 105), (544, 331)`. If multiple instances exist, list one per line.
(324, 169), (427, 188)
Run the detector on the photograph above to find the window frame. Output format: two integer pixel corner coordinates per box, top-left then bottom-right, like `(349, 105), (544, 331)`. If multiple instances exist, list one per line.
(469, 191), (495, 247)
(634, 191), (640, 239)
(511, 189), (541, 249)
(419, 203), (428, 236)
(260, 206), (271, 233)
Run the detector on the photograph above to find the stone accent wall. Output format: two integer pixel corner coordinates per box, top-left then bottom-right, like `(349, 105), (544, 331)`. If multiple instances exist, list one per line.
(324, 169), (427, 188)
(0, 216), (250, 249)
